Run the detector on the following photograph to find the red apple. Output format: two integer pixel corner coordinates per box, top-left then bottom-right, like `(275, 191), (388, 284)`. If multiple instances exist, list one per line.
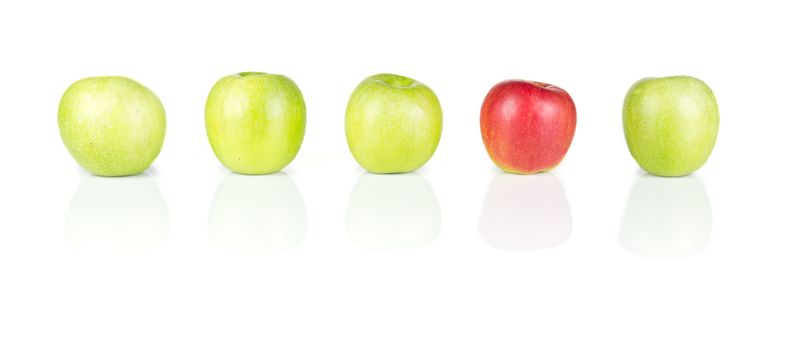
(480, 80), (577, 174)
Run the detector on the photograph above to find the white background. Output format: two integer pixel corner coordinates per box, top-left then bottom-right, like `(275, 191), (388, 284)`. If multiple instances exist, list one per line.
(1, 0), (783, 348)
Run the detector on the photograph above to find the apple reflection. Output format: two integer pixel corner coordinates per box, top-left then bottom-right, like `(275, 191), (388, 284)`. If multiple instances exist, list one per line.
(65, 174), (170, 254)
(346, 172), (441, 250)
(619, 174), (712, 259)
(478, 173), (572, 252)
(208, 172), (307, 254)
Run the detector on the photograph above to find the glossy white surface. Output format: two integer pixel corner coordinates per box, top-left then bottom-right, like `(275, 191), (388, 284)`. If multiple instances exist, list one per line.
(1, 0), (783, 348)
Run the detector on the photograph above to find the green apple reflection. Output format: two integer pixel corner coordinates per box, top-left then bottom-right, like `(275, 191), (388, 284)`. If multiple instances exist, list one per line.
(208, 172), (307, 254)
(619, 175), (712, 258)
(65, 174), (170, 254)
(346, 172), (441, 249)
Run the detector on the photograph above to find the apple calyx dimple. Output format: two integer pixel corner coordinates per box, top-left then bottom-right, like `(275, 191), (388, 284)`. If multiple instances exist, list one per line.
(372, 74), (418, 89)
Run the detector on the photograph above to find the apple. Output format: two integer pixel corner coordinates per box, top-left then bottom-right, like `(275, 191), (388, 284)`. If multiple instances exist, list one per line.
(205, 72), (306, 174)
(480, 80), (576, 174)
(623, 76), (719, 177)
(345, 73), (442, 173)
(58, 76), (166, 176)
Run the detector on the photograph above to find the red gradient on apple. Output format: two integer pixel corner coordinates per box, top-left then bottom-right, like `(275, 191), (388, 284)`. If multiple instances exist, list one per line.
(480, 80), (577, 174)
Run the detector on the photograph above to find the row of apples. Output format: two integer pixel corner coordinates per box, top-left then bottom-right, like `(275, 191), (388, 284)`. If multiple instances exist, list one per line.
(58, 72), (719, 178)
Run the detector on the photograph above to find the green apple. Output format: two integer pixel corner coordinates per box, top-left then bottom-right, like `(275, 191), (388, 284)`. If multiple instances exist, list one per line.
(623, 76), (719, 177)
(345, 73), (442, 173)
(205, 72), (306, 174)
(58, 76), (166, 176)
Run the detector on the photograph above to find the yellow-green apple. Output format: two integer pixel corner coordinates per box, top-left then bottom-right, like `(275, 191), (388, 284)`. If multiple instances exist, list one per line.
(480, 80), (576, 174)
(58, 76), (166, 176)
(205, 72), (306, 174)
(345, 73), (442, 173)
(623, 76), (719, 177)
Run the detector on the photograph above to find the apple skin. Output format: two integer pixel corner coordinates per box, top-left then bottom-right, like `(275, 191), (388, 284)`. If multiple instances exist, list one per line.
(58, 76), (166, 177)
(205, 72), (306, 174)
(623, 76), (719, 177)
(345, 73), (442, 173)
(480, 80), (576, 174)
